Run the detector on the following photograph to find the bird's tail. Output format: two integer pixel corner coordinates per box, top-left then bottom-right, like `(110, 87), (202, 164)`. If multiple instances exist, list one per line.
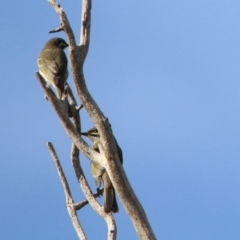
(104, 186), (119, 213)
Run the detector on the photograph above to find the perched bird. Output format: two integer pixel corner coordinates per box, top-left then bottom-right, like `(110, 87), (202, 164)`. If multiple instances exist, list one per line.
(81, 127), (123, 213)
(37, 38), (69, 99)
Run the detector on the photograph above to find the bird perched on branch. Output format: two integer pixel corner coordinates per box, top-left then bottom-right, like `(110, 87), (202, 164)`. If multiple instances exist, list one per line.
(81, 127), (123, 213)
(37, 38), (69, 100)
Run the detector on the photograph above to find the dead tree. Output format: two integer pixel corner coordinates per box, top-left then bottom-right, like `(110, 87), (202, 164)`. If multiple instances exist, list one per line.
(36, 1), (156, 239)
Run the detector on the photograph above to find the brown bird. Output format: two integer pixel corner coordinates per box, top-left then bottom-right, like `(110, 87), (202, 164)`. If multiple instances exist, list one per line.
(37, 38), (69, 99)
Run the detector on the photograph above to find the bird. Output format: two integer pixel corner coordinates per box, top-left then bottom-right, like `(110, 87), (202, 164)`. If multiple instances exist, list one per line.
(81, 127), (123, 213)
(37, 37), (69, 100)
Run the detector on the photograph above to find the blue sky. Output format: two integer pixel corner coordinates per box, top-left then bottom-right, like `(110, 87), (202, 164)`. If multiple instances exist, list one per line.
(1, 0), (240, 239)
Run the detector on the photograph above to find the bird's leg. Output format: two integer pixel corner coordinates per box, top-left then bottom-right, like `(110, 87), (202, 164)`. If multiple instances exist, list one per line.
(96, 187), (103, 197)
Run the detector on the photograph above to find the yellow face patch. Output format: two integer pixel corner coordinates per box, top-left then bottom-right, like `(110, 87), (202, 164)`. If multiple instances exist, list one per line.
(89, 128), (99, 137)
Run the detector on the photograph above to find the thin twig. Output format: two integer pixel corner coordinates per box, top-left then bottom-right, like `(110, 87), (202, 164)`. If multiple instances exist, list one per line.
(47, 142), (87, 240)
(74, 188), (103, 211)
(49, 25), (64, 33)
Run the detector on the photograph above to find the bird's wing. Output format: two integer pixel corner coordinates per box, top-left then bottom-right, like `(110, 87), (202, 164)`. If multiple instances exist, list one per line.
(37, 48), (68, 87)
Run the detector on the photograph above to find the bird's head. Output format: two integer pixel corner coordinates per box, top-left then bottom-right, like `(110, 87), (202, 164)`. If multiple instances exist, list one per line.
(44, 38), (69, 49)
(81, 127), (100, 143)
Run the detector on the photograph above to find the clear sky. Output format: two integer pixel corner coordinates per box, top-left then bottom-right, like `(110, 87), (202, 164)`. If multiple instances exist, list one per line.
(1, 0), (240, 239)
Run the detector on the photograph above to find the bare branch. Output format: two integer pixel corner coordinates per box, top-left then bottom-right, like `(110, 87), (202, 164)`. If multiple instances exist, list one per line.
(79, 0), (91, 62)
(49, 25), (64, 33)
(47, 142), (86, 240)
(74, 189), (103, 211)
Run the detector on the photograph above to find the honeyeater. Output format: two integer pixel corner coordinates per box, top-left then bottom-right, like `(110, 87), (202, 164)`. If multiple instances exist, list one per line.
(81, 127), (123, 213)
(37, 38), (69, 100)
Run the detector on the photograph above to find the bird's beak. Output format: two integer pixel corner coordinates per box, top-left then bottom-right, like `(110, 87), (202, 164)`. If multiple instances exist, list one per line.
(81, 132), (88, 136)
(65, 43), (69, 48)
